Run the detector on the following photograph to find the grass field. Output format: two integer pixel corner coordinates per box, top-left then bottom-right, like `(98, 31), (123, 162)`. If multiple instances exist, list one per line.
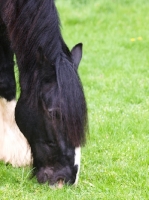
(1, 0), (149, 199)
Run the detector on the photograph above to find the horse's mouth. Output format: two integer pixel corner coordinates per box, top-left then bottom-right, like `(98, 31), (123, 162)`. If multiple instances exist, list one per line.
(56, 178), (64, 189)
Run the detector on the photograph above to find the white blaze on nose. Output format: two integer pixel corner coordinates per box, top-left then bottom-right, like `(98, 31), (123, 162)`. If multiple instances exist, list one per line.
(74, 147), (81, 185)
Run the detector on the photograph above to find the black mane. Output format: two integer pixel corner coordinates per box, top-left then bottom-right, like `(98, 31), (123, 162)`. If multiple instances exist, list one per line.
(56, 56), (87, 146)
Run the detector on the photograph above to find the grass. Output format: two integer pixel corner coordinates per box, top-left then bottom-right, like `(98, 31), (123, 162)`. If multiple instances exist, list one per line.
(1, 0), (149, 199)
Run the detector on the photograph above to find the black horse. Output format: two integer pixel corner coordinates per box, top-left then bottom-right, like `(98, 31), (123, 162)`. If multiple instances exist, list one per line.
(0, 0), (88, 186)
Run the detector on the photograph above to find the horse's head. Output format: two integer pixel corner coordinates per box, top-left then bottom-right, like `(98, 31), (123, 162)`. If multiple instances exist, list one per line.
(15, 43), (87, 187)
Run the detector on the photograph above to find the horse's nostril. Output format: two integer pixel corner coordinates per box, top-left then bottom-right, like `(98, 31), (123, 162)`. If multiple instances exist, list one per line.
(57, 178), (64, 189)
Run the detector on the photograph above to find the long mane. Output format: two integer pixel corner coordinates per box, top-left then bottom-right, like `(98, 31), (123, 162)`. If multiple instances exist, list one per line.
(56, 56), (88, 146)
(2, 0), (88, 147)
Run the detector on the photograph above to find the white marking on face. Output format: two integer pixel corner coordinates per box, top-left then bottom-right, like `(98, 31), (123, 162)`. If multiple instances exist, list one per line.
(74, 146), (81, 185)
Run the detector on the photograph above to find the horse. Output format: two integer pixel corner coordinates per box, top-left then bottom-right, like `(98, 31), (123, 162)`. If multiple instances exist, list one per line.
(0, 0), (88, 187)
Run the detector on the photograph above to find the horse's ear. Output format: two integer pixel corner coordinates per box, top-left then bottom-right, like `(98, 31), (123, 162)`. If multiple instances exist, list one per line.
(71, 43), (83, 70)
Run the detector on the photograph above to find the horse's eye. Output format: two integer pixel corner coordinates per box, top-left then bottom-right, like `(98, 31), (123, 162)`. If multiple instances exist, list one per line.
(48, 110), (53, 118)
(48, 108), (61, 120)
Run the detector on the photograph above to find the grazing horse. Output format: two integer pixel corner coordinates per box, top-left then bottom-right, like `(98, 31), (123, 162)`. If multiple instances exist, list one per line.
(0, 0), (88, 187)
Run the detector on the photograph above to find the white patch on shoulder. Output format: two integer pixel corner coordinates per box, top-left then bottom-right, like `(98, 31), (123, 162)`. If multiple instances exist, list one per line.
(74, 146), (81, 185)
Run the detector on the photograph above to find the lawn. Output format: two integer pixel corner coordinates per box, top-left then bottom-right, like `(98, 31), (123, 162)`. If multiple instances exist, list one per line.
(1, 0), (149, 199)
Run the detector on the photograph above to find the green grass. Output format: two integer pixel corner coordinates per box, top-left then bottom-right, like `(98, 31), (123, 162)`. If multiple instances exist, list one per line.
(1, 0), (149, 199)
